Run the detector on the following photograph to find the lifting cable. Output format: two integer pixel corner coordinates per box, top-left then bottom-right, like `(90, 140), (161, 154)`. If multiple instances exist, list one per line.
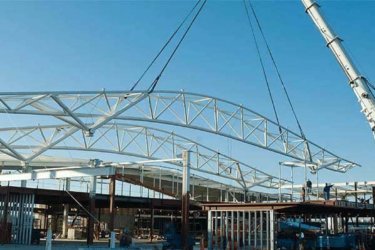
(130, 0), (202, 91)
(247, 0), (312, 161)
(130, 0), (207, 93)
(147, 0), (207, 93)
(243, 0), (282, 135)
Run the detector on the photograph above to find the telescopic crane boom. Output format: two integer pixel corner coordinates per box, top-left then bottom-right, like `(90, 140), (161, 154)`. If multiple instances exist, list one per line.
(301, 0), (375, 138)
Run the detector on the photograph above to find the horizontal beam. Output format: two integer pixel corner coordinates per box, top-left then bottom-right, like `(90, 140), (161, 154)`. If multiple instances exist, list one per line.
(0, 166), (116, 182)
(282, 181), (375, 189)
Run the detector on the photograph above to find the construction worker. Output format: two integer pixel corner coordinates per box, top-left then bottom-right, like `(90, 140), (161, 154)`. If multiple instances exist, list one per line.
(301, 186), (306, 202)
(323, 183), (333, 200)
(306, 179), (312, 200)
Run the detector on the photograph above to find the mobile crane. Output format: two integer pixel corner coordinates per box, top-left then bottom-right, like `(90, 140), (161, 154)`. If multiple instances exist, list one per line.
(301, 0), (375, 138)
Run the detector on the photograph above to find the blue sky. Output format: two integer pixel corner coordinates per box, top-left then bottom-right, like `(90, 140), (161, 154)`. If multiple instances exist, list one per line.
(0, 0), (374, 187)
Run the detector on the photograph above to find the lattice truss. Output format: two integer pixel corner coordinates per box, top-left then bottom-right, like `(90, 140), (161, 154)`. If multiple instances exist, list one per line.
(0, 123), (289, 190)
(0, 90), (358, 189)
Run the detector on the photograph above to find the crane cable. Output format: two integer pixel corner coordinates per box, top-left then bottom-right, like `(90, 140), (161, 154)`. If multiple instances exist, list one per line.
(242, 0), (282, 135)
(247, 0), (312, 161)
(147, 0), (207, 93)
(129, 0), (202, 91)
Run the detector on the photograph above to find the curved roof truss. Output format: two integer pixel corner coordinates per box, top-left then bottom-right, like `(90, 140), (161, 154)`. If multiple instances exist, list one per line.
(0, 123), (289, 190)
(0, 90), (358, 172)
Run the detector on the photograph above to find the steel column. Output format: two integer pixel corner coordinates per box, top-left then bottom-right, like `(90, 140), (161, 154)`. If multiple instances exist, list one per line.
(270, 210), (275, 250)
(207, 211), (212, 250)
(181, 150), (191, 250)
(109, 175), (116, 232)
(231, 211), (234, 250)
(87, 176), (96, 245)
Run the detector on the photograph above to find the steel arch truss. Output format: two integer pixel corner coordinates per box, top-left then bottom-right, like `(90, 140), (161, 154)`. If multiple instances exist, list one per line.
(0, 90), (358, 172)
(0, 123), (288, 190)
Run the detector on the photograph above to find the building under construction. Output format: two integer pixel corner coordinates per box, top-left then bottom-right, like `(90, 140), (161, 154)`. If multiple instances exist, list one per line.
(0, 0), (374, 249)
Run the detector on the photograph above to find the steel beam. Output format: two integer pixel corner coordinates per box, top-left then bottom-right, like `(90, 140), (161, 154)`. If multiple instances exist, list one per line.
(0, 166), (116, 182)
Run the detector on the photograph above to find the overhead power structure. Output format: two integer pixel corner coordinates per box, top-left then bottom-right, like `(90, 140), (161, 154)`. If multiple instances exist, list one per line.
(301, 0), (375, 137)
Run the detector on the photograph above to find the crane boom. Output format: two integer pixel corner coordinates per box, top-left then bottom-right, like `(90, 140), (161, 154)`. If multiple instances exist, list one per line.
(301, 0), (375, 137)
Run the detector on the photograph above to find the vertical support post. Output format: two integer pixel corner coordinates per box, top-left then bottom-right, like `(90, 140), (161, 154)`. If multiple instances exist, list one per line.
(248, 211), (251, 248)
(335, 188), (338, 201)
(260, 211), (263, 249)
(242, 211), (245, 248)
(225, 212), (229, 249)
(236, 211), (240, 249)
(291, 167), (294, 201)
(172, 175), (175, 194)
(254, 211), (257, 248)
(109, 175), (116, 232)
(279, 163), (282, 202)
(266, 211), (270, 250)
(231, 211), (234, 250)
(21, 163), (28, 188)
(65, 178), (71, 191)
(181, 150), (191, 250)
(62, 204), (69, 238)
(270, 210), (275, 250)
(333, 214), (338, 234)
(354, 182), (358, 207)
(192, 177), (195, 200)
(150, 205), (154, 243)
(45, 227), (52, 250)
(345, 216), (349, 233)
(87, 176), (96, 245)
(140, 165), (144, 197)
(110, 232), (116, 249)
(220, 211), (224, 249)
(208, 211), (212, 250)
(214, 211), (219, 248)
(316, 170), (319, 199)
(1, 188), (9, 244)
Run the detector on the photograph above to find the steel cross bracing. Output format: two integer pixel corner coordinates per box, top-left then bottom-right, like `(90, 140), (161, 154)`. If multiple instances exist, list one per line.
(0, 90), (358, 172)
(0, 123), (289, 190)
